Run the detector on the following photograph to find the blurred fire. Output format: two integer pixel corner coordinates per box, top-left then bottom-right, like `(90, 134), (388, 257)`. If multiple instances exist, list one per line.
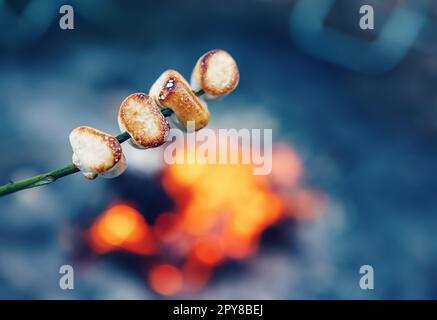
(88, 204), (156, 255)
(87, 141), (326, 296)
(148, 264), (183, 296)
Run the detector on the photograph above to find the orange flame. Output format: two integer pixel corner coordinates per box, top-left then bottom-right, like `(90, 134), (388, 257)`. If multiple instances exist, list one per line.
(148, 264), (183, 296)
(88, 203), (156, 255)
(87, 140), (326, 295)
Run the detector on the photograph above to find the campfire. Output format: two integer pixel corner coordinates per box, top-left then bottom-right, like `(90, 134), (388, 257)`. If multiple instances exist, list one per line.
(86, 141), (326, 296)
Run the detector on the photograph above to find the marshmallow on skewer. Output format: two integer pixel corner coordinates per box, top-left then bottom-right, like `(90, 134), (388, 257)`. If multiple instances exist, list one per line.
(118, 93), (169, 149)
(149, 70), (210, 131)
(69, 126), (127, 180)
(191, 49), (239, 100)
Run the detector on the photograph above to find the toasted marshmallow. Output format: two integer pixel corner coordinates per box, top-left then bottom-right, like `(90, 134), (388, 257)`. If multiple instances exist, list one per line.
(150, 70), (210, 131)
(118, 93), (169, 149)
(191, 49), (239, 100)
(69, 126), (127, 180)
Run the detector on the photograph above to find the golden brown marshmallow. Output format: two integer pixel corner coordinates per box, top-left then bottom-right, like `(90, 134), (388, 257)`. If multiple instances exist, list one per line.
(191, 49), (239, 100)
(149, 70), (210, 131)
(118, 93), (169, 149)
(69, 126), (127, 180)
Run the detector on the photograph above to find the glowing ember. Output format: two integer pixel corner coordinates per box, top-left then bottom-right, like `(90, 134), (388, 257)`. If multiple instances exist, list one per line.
(86, 141), (326, 295)
(88, 203), (156, 255)
(148, 264), (183, 296)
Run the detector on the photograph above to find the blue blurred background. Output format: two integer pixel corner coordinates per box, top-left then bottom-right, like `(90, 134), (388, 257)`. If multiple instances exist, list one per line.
(0, 0), (437, 299)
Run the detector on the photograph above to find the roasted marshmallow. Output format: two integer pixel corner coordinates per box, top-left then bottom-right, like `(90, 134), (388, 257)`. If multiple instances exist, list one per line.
(150, 69), (210, 131)
(118, 93), (169, 149)
(191, 49), (239, 100)
(69, 126), (127, 179)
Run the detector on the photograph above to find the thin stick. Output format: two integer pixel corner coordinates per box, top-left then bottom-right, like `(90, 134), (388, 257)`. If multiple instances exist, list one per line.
(0, 89), (205, 197)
